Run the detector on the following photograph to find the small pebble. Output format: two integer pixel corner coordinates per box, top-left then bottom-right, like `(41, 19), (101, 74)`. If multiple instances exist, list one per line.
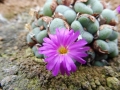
(0, 36), (4, 41)
(13, 46), (18, 50)
(9, 57), (17, 61)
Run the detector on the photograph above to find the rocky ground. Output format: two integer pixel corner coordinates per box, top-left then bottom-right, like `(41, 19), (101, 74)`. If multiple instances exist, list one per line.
(0, 0), (120, 90)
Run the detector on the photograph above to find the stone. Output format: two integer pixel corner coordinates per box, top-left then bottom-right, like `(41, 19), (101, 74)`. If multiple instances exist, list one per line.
(94, 77), (101, 86)
(97, 86), (106, 90)
(90, 81), (96, 89)
(0, 14), (8, 24)
(107, 77), (120, 90)
(1, 75), (18, 89)
(2, 65), (18, 75)
(82, 81), (92, 90)
(0, 36), (4, 41)
(104, 66), (116, 77)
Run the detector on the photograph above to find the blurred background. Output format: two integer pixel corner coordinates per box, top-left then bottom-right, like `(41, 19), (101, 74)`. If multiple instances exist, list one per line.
(0, 0), (119, 26)
(0, 0), (45, 19)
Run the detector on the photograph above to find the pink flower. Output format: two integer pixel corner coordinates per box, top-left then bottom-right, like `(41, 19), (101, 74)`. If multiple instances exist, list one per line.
(116, 5), (120, 14)
(39, 28), (89, 76)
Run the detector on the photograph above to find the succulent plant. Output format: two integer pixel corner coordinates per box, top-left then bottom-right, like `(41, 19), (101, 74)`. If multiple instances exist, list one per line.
(26, 0), (120, 75)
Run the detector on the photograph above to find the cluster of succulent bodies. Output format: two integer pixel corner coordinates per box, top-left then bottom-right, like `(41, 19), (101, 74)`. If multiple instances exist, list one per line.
(26, 0), (120, 74)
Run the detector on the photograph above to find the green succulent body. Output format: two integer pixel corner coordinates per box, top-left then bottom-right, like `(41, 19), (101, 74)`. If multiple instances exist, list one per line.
(107, 31), (119, 41)
(55, 5), (71, 14)
(78, 15), (91, 27)
(32, 45), (43, 58)
(87, 20), (99, 34)
(36, 30), (48, 43)
(64, 10), (76, 24)
(43, 2), (53, 16)
(26, 32), (34, 44)
(94, 40), (110, 54)
(101, 9), (115, 23)
(98, 27), (113, 40)
(71, 20), (84, 33)
(91, 1), (103, 14)
(108, 41), (118, 54)
(82, 31), (93, 44)
(50, 18), (65, 34)
(26, 0), (119, 63)
(37, 18), (44, 27)
(74, 2), (93, 15)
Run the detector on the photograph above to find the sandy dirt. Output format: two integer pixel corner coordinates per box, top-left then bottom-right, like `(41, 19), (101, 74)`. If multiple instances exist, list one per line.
(0, 0), (45, 19)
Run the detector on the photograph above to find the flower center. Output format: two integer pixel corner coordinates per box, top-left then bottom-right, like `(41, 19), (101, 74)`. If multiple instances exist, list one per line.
(58, 46), (68, 54)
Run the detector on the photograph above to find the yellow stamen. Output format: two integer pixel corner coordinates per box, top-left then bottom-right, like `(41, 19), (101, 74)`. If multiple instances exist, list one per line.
(58, 46), (68, 54)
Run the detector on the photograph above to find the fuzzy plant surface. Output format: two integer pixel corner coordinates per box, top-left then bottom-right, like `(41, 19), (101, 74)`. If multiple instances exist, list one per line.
(26, 0), (120, 76)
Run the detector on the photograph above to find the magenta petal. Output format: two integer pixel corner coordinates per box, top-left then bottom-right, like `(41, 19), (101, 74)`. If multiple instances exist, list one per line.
(69, 53), (86, 64)
(68, 51), (88, 58)
(43, 37), (52, 43)
(43, 37), (57, 47)
(46, 56), (58, 70)
(52, 60), (61, 76)
(76, 57), (86, 64)
(45, 52), (57, 57)
(49, 34), (59, 46)
(60, 61), (66, 75)
(70, 63), (77, 72)
(39, 50), (56, 55)
(69, 39), (88, 49)
(70, 31), (80, 42)
(79, 47), (90, 51)
(38, 29), (89, 76)
(66, 31), (80, 45)
(44, 54), (57, 62)
(64, 56), (71, 71)
(66, 70), (70, 76)
(65, 55), (77, 72)
(116, 5), (120, 14)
